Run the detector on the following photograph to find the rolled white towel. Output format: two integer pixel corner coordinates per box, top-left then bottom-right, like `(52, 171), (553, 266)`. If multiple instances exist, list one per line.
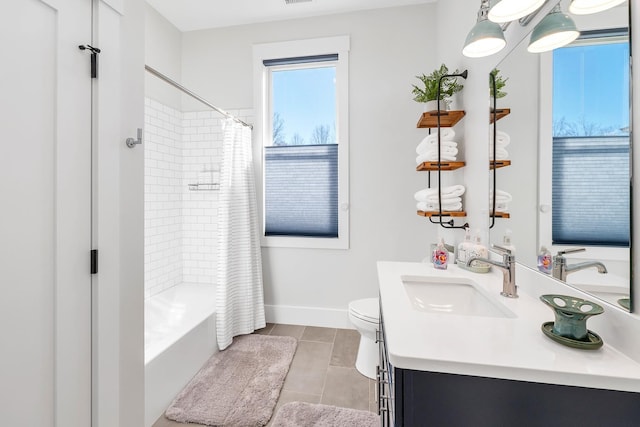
(417, 201), (463, 212)
(489, 146), (509, 160)
(416, 139), (457, 155)
(492, 202), (509, 212)
(425, 146), (458, 156)
(490, 190), (513, 203)
(490, 130), (511, 146)
(416, 150), (458, 164)
(414, 185), (465, 202)
(423, 128), (455, 142)
(424, 195), (461, 203)
(442, 184), (465, 197)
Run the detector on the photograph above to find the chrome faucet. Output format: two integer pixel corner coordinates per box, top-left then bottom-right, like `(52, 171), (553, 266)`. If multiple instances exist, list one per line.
(552, 248), (608, 282)
(466, 244), (517, 298)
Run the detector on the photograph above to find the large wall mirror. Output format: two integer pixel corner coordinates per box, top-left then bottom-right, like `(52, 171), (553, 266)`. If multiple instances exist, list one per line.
(489, 0), (631, 312)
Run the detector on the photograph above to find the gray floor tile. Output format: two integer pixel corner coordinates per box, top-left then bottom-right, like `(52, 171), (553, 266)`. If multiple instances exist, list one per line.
(282, 367), (327, 395)
(330, 328), (360, 367)
(301, 326), (337, 343)
(270, 323), (305, 339)
(254, 323), (275, 335)
(290, 340), (333, 371)
(321, 366), (370, 411)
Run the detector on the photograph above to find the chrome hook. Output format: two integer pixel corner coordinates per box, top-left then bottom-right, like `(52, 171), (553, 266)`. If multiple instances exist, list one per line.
(126, 128), (143, 148)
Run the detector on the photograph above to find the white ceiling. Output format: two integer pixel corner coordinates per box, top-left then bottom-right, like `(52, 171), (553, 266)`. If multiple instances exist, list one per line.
(146, 0), (437, 32)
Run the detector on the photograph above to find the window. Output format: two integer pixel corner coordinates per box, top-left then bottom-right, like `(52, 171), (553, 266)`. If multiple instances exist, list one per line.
(253, 37), (350, 249)
(550, 29), (630, 247)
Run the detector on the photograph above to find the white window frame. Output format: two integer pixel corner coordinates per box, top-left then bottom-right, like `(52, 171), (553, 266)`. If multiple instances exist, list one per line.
(253, 36), (350, 249)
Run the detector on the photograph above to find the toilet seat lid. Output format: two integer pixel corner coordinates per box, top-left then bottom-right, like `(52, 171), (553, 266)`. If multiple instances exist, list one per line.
(349, 298), (379, 323)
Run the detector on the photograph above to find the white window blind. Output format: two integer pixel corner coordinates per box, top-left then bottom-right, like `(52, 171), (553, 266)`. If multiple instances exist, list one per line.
(552, 136), (629, 246)
(264, 144), (338, 237)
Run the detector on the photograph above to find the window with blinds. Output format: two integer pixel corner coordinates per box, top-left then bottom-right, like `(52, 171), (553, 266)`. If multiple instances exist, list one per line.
(258, 43), (349, 246)
(551, 29), (630, 247)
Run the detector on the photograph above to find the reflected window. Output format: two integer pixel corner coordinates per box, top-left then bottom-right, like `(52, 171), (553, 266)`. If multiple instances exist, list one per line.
(552, 29), (630, 246)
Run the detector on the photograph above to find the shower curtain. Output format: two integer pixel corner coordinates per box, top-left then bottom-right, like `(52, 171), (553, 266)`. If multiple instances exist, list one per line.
(216, 119), (266, 350)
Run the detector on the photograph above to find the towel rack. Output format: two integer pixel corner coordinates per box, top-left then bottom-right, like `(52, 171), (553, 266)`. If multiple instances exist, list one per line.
(188, 183), (220, 191)
(489, 74), (513, 227)
(428, 70), (469, 230)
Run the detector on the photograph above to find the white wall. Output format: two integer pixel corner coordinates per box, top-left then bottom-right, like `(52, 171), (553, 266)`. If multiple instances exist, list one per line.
(181, 110), (224, 286)
(145, 3), (227, 298)
(145, 3), (182, 109)
(144, 99), (246, 298)
(144, 99), (184, 297)
(487, 39), (540, 265)
(180, 5), (439, 326)
(113, 0), (146, 424)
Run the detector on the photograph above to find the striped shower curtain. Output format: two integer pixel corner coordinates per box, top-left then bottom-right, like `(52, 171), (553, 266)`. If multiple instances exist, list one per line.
(216, 119), (266, 350)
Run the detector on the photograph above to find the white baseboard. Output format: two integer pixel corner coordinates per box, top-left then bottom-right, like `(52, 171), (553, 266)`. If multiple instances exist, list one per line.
(265, 304), (354, 329)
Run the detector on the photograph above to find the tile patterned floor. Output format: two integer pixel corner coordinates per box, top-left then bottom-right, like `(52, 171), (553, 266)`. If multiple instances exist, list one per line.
(152, 324), (376, 427)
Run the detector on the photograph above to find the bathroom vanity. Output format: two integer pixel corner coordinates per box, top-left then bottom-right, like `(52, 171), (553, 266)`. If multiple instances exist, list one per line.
(377, 262), (640, 427)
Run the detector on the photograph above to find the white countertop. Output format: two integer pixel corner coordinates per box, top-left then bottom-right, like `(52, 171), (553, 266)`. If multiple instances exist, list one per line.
(377, 261), (640, 393)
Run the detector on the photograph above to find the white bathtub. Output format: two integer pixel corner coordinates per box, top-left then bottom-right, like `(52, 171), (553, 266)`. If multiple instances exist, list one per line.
(144, 283), (218, 427)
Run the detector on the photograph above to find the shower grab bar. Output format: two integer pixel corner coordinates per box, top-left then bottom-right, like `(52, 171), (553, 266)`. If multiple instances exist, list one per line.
(145, 65), (253, 130)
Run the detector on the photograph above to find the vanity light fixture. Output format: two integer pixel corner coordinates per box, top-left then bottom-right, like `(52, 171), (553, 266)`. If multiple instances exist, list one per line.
(527, 4), (580, 53)
(463, 0), (507, 58)
(569, 0), (626, 15)
(488, 0), (546, 23)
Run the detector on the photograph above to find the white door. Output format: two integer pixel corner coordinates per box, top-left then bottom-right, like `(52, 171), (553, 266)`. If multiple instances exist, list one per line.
(0, 0), (92, 425)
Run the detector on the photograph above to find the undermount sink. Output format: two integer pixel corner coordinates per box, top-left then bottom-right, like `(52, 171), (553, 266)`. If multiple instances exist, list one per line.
(401, 275), (516, 318)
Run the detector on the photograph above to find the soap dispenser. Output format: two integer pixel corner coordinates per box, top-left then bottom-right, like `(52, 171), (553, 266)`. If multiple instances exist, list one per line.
(457, 228), (472, 264)
(432, 238), (449, 270)
(502, 229), (515, 255)
(469, 231), (489, 268)
(537, 246), (552, 274)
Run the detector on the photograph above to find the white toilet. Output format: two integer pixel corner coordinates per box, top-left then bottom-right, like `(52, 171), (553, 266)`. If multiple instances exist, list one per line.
(348, 297), (380, 379)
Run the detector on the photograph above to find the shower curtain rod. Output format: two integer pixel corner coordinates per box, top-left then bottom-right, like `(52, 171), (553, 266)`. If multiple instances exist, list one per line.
(145, 65), (253, 130)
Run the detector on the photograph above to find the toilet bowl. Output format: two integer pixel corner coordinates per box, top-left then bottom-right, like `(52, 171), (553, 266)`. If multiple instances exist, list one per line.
(348, 297), (380, 379)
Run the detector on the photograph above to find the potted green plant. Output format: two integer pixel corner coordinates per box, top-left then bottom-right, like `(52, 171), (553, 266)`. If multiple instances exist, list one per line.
(412, 64), (465, 112)
(489, 68), (508, 108)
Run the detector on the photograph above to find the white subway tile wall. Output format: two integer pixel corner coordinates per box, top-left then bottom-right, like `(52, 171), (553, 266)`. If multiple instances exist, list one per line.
(144, 97), (254, 299)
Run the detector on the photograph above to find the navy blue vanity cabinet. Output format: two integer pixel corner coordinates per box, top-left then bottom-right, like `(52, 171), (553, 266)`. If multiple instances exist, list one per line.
(378, 311), (640, 427)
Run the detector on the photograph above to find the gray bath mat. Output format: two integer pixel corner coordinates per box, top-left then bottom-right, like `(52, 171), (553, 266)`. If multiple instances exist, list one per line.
(165, 334), (297, 426)
(271, 402), (380, 427)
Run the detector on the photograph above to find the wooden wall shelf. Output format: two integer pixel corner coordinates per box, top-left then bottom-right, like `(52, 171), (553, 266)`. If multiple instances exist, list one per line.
(418, 210), (467, 218)
(417, 110), (466, 128)
(490, 160), (511, 169)
(492, 212), (511, 218)
(417, 161), (466, 171)
(489, 108), (511, 124)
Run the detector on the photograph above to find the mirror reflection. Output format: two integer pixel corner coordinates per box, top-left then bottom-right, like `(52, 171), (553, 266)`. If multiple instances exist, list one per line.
(489, 1), (631, 311)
